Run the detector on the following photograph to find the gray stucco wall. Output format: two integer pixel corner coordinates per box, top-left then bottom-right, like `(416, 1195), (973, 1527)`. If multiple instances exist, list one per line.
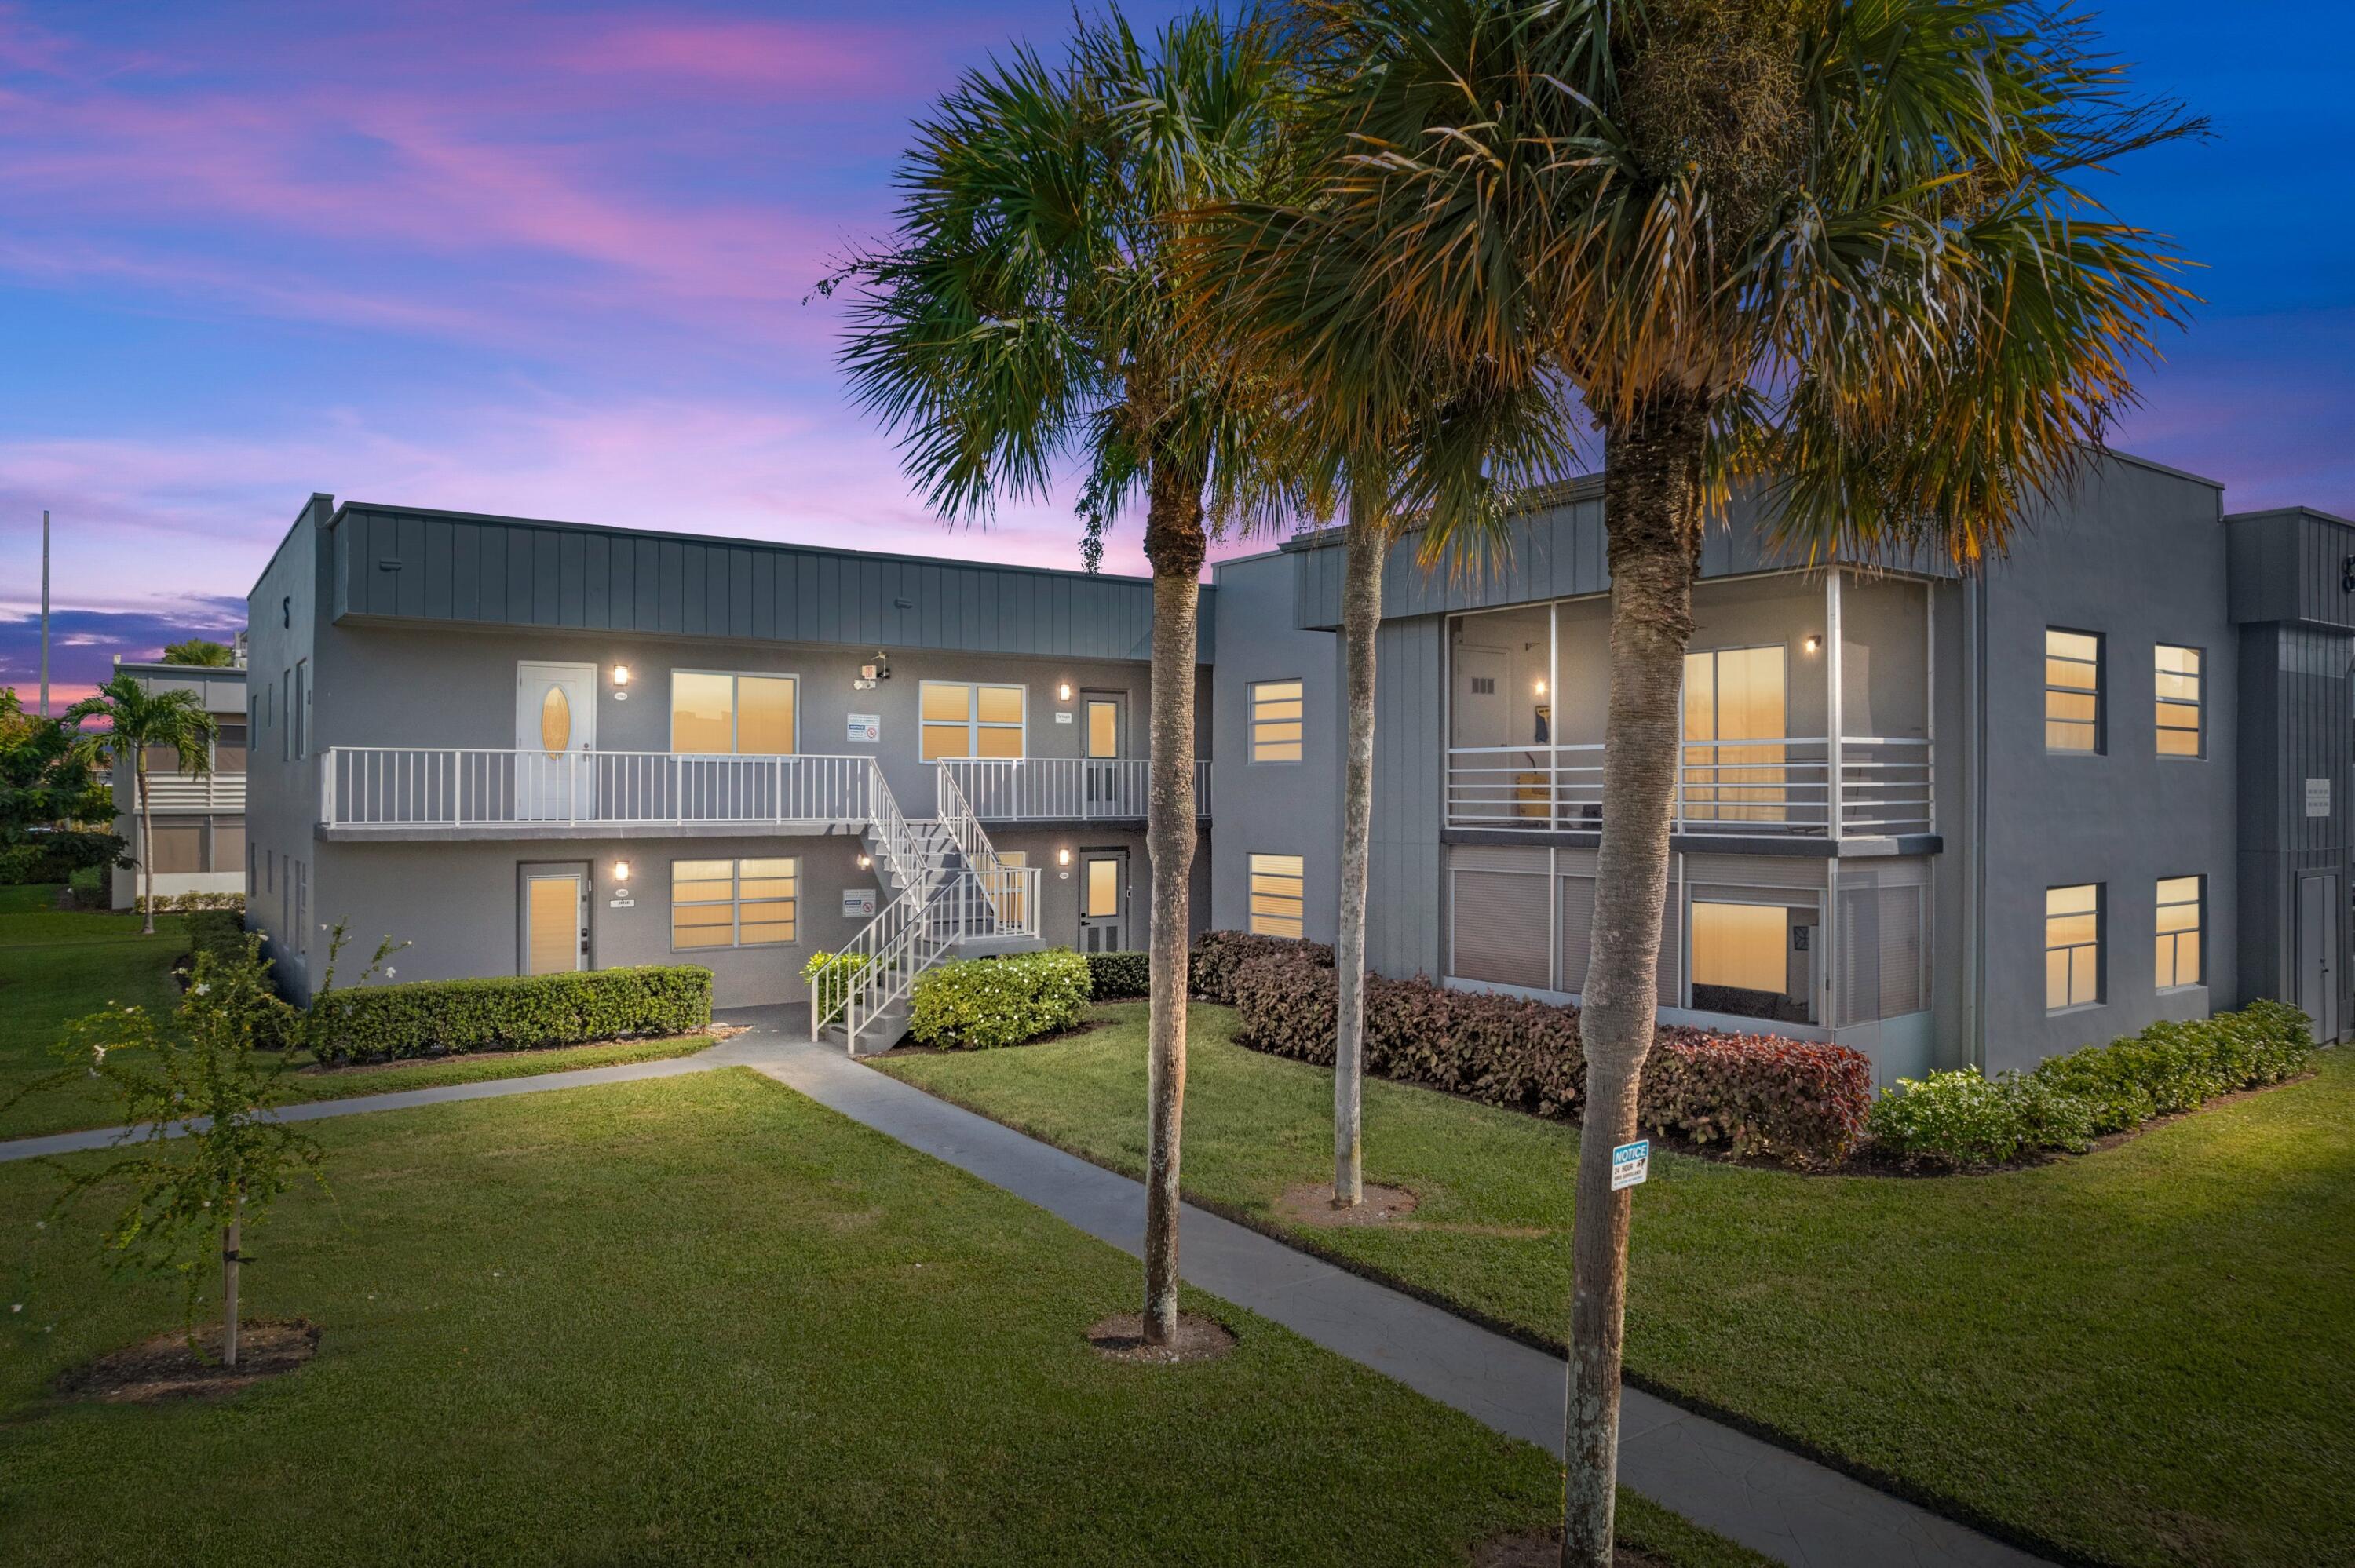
(1208, 551), (1344, 943)
(244, 494), (334, 997)
(1970, 457), (2238, 1073)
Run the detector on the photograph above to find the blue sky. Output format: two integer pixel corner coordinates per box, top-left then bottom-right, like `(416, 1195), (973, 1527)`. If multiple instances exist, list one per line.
(1, 0), (2348, 700)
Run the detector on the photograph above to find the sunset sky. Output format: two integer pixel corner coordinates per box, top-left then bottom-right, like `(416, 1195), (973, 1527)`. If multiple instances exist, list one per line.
(2, 1), (2349, 703)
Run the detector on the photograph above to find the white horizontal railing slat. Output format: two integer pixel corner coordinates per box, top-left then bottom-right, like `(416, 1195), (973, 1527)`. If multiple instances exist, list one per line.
(936, 757), (1210, 822)
(1444, 737), (1932, 839)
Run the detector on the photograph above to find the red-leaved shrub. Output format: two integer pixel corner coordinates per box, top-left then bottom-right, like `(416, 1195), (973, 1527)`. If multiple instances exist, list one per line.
(1190, 928), (1333, 1005)
(1226, 941), (1871, 1164)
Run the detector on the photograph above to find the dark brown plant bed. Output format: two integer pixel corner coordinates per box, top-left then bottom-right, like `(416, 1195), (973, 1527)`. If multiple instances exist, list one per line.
(53, 1318), (319, 1405)
(1084, 1311), (1235, 1365)
(293, 1023), (747, 1076)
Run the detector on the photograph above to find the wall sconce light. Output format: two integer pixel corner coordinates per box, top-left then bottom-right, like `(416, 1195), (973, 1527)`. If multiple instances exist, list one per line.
(857, 852), (872, 870)
(611, 665), (631, 700)
(1057, 847), (1072, 867)
(1803, 635), (1824, 655)
(612, 859), (632, 884)
(1533, 678), (1547, 696)
(1057, 681), (1074, 702)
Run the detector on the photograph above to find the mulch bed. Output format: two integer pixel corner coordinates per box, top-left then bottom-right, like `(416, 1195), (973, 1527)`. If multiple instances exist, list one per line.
(874, 1017), (1112, 1058)
(1272, 1181), (1421, 1228)
(1085, 1312), (1236, 1366)
(53, 1318), (319, 1405)
(1475, 1532), (1666, 1568)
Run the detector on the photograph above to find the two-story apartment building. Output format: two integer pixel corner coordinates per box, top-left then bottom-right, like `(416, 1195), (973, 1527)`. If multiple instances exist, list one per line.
(1209, 454), (2355, 1079)
(244, 494), (1210, 1033)
(108, 658), (247, 910)
(245, 462), (2353, 1078)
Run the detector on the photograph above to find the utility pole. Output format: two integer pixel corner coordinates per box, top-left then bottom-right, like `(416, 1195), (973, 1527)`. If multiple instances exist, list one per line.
(39, 509), (51, 717)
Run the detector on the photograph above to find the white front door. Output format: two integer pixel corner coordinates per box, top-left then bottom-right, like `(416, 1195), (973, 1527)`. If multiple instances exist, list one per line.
(516, 662), (597, 821)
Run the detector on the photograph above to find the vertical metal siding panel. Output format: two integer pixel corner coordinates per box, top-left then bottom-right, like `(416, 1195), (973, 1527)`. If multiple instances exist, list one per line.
(559, 531), (586, 627)
(656, 541), (683, 634)
(451, 523), (482, 623)
(529, 529), (557, 625)
(634, 538), (661, 631)
(729, 548), (754, 638)
(750, 549), (773, 638)
(506, 529), (535, 625)
(476, 520), (507, 623)
(583, 533), (608, 627)
(423, 519), (453, 619)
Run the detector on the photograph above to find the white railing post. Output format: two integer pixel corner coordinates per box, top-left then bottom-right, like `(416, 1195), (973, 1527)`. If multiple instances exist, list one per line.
(1827, 569), (1846, 840)
(319, 751), (334, 826)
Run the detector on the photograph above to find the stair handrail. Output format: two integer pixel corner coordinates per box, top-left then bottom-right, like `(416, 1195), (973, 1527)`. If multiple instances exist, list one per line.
(862, 758), (926, 892)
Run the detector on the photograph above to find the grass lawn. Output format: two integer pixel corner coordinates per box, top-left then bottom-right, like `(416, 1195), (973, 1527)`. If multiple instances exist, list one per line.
(0, 888), (717, 1140)
(0, 1070), (1764, 1567)
(876, 1002), (2355, 1568)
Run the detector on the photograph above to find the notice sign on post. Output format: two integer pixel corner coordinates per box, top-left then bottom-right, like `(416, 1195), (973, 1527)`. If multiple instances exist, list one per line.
(2307, 778), (2331, 819)
(847, 713), (881, 745)
(1609, 1139), (1651, 1191)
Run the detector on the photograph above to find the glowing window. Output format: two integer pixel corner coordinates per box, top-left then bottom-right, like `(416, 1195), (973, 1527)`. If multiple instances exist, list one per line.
(2046, 629), (2102, 753)
(2046, 884), (2102, 1010)
(1250, 680), (1304, 763)
(921, 682), (1025, 761)
(1689, 902), (1787, 995)
(673, 857), (798, 950)
(670, 673), (797, 755)
(2156, 876), (2203, 989)
(1248, 853), (1305, 939)
(2155, 645), (2202, 758)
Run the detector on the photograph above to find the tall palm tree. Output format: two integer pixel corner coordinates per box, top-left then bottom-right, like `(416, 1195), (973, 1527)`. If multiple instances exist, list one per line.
(74, 673), (220, 935)
(838, 5), (1294, 1344)
(1225, 2), (2198, 1559)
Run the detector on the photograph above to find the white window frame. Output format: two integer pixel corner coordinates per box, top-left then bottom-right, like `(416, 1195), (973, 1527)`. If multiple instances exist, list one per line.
(2154, 644), (2203, 760)
(918, 680), (1027, 761)
(669, 670), (801, 755)
(2046, 882), (2104, 1012)
(670, 856), (800, 951)
(1247, 851), (1306, 939)
(2045, 628), (2104, 755)
(1248, 678), (1305, 764)
(2156, 874), (2204, 991)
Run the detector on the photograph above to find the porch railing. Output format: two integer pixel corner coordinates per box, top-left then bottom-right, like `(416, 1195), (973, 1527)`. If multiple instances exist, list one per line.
(1444, 736), (1932, 837)
(936, 757), (1210, 822)
(319, 749), (881, 830)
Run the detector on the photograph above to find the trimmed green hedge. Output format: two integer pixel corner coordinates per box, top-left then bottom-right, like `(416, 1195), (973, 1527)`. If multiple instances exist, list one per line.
(1086, 950), (1150, 1000)
(910, 949), (1092, 1050)
(1868, 1000), (2314, 1167)
(309, 966), (714, 1066)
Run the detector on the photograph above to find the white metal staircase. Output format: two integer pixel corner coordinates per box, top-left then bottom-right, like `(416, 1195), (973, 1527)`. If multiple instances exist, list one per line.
(809, 762), (1045, 1053)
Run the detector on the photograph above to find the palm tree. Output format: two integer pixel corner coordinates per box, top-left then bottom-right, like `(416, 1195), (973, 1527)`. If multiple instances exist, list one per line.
(160, 638), (237, 668)
(837, 5), (1294, 1344)
(1183, 206), (1566, 1204)
(1234, 2), (2198, 1559)
(73, 673), (220, 935)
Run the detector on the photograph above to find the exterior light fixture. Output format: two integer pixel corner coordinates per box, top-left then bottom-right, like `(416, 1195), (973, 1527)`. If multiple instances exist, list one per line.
(1057, 682), (1074, 702)
(857, 852), (871, 870)
(612, 859), (632, 883)
(1533, 678), (1547, 696)
(1057, 847), (1072, 867)
(611, 665), (631, 700)
(856, 651), (893, 691)
(1804, 635), (1824, 655)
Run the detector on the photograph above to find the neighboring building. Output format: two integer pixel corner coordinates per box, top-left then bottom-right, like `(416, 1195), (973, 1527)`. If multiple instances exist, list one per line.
(109, 658), (247, 910)
(244, 495), (1208, 1034)
(243, 465), (2352, 1078)
(1210, 458), (2355, 1081)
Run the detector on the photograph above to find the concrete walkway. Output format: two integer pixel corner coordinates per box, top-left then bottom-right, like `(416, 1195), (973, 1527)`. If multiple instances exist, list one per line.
(0, 1011), (2054, 1568)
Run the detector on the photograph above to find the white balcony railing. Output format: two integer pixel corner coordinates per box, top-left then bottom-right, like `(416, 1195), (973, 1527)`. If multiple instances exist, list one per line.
(319, 749), (885, 830)
(137, 773), (247, 812)
(1445, 736), (1932, 838)
(937, 757), (1210, 822)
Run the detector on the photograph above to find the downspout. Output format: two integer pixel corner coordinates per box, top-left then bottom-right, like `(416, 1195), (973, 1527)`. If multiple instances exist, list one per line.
(1959, 575), (1990, 1072)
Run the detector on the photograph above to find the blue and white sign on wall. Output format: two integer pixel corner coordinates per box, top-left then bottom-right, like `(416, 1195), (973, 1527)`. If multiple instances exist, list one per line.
(842, 888), (878, 919)
(1609, 1139), (1651, 1191)
(847, 713), (881, 745)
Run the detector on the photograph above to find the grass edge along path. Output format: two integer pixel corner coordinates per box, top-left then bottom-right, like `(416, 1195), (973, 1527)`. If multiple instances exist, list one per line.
(0, 1069), (1769, 1568)
(873, 1001), (2355, 1568)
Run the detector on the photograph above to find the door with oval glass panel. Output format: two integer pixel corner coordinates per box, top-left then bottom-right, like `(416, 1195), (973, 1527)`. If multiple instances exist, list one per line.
(516, 662), (597, 821)
(1082, 692), (1127, 816)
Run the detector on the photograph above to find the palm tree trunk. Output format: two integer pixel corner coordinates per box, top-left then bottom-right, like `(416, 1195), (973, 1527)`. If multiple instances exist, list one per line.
(135, 753), (155, 936)
(1141, 458), (1208, 1346)
(1562, 394), (1709, 1568)
(1332, 498), (1385, 1207)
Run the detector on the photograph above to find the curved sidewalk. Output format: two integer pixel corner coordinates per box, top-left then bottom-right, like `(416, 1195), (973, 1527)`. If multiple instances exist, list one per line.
(0, 1009), (2056, 1568)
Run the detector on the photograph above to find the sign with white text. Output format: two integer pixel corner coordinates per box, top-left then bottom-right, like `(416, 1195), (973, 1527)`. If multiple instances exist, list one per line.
(1609, 1140), (1651, 1191)
(842, 888), (878, 918)
(847, 713), (881, 745)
